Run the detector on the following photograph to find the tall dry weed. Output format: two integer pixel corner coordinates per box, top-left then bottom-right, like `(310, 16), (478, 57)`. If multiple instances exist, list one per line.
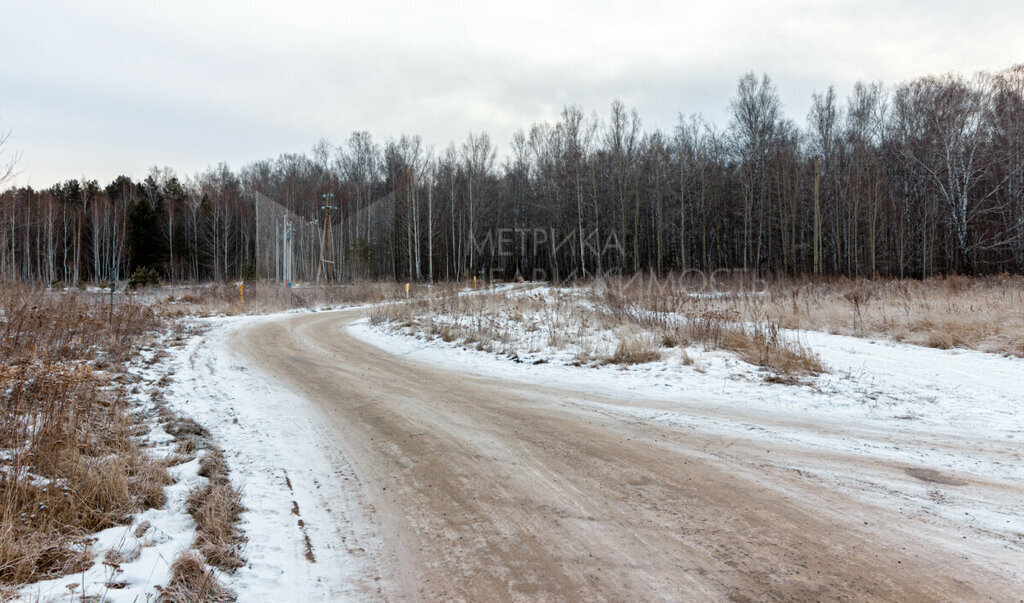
(0, 283), (168, 587)
(597, 273), (1024, 357)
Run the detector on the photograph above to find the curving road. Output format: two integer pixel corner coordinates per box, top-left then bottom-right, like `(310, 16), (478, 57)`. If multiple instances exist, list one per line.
(232, 307), (1023, 601)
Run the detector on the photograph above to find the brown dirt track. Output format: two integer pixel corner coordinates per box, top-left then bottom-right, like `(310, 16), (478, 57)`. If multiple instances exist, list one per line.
(233, 307), (1024, 601)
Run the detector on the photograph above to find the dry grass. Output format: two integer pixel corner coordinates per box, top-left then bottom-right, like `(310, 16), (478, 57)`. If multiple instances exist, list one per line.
(370, 284), (521, 355)
(152, 400), (246, 594)
(599, 285), (824, 378)
(156, 408), (247, 573)
(607, 334), (661, 365)
(721, 324), (824, 380)
(186, 444), (246, 572)
(151, 279), (410, 317)
(374, 283), (823, 380)
(0, 283), (170, 587)
(157, 551), (234, 602)
(605, 273), (1024, 357)
(186, 480), (246, 571)
(198, 448), (227, 481)
(774, 276), (1024, 357)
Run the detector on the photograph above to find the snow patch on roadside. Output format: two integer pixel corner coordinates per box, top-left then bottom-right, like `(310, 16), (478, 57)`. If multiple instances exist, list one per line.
(19, 310), (381, 602)
(351, 317), (1023, 449)
(159, 312), (383, 600)
(19, 338), (208, 602)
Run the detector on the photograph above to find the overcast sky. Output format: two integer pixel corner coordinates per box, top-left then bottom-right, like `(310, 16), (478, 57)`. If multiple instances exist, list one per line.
(2, 0), (1022, 188)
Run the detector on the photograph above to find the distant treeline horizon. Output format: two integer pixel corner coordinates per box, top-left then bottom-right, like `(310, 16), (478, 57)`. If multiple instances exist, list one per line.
(1, 64), (1022, 284)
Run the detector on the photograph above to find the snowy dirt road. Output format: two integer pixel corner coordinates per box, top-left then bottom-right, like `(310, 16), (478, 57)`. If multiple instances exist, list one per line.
(228, 307), (1023, 601)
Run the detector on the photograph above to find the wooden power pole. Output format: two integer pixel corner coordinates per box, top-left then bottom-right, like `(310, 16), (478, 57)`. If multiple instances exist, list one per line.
(318, 193), (337, 282)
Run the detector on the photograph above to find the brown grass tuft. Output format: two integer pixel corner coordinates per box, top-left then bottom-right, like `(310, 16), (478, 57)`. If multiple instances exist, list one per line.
(186, 481), (247, 571)
(198, 449), (227, 482)
(608, 335), (661, 365)
(158, 551), (234, 602)
(721, 324), (824, 378)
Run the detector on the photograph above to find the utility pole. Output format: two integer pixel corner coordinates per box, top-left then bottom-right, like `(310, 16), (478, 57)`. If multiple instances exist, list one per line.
(277, 216), (292, 287)
(285, 218), (292, 287)
(813, 156), (821, 276)
(318, 193), (337, 282)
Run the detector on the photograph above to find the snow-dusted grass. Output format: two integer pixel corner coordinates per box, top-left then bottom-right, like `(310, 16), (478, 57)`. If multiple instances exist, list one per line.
(15, 307), (373, 602)
(15, 328), (234, 602)
(612, 273), (1024, 357)
(371, 285), (823, 382)
(0, 285), (173, 593)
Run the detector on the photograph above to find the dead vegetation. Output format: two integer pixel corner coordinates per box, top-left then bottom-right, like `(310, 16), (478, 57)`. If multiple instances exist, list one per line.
(148, 279), (410, 317)
(600, 284), (824, 377)
(372, 282), (824, 380)
(607, 334), (662, 365)
(0, 284), (168, 587)
(157, 551), (235, 602)
(186, 480), (246, 572)
(0, 282), (252, 596)
(145, 394), (243, 599)
(155, 405), (247, 577)
(606, 273), (1024, 357)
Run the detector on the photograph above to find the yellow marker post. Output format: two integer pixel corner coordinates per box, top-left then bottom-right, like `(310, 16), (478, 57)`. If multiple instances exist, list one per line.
(239, 283), (244, 304)
(405, 282), (410, 299)
(473, 276), (477, 289)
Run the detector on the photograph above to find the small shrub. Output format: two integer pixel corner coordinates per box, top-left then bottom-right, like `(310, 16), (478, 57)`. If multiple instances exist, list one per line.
(128, 267), (161, 290)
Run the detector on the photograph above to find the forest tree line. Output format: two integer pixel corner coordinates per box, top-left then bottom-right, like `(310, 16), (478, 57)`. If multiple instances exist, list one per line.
(1, 65), (1022, 284)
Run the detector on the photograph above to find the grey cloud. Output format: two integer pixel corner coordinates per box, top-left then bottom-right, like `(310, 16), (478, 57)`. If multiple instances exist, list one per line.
(2, 0), (1022, 187)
